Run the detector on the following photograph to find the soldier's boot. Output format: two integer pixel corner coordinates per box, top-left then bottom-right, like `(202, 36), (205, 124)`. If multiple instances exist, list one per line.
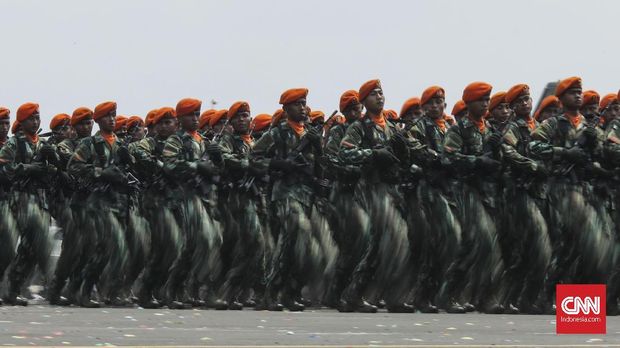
(281, 295), (305, 312)
(386, 302), (415, 313)
(137, 286), (161, 309)
(78, 280), (100, 308)
(204, 287), (229, 310)
(446, 299), (466, 314)
(338, 297), (377, 313)
(48, 279), (71, 306)
(415, 286), (439, 313)
(259, 288), (283, 312)
(227, 298), (244, 311)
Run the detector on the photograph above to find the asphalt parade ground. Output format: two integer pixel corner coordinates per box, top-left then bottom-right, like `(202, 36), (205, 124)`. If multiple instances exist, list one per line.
(0, 304), (619, 347)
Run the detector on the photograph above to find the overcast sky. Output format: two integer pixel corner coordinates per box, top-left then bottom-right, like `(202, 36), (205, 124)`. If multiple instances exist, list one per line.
(2, 0), (618, 130)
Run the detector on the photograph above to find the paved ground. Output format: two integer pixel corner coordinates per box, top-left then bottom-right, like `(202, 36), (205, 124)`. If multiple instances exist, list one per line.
(0, 305), (618, 347)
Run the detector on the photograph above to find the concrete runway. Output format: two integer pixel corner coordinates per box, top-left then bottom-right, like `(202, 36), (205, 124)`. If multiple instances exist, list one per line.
(0, 305), (619, 347)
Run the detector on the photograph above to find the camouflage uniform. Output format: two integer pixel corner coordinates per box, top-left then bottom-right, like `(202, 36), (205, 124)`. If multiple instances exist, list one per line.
(161, 130), (221, 307)
(406, 116), (461, 311)
(0, 138), (18, 299)
(441, 117), (504, 313)
(68, 132), (134, 306)
(338, 115), (412, 312)
(529, 113), (613, 308)
(0, 133), (54, 304)
(500, 117), (551, 313)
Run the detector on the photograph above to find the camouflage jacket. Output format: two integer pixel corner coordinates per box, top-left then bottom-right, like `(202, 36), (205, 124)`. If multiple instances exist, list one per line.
(0, 132), (51, 191)
(68, 132), (126, 190)
(442, 116), (501, 175)
(250, 121), (317, 203)
(502, 117), (540, 176)
(603, 118), (620, 167)
(217, 132), (258, 185)
(162, 130), (211, 191)
(131, 136), (168, 186)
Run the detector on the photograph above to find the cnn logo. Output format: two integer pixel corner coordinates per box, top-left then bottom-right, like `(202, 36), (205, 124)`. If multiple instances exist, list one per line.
(560, 296), (600, 315)
(556, 284), (606, 334)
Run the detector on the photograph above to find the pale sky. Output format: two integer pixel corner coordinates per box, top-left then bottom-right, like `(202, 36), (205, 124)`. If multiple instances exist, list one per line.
(1, 0), (618, 130)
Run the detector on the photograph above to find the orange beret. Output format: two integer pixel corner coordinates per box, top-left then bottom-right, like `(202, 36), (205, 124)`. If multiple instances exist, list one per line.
(384, 109), (399, 120)
(114, 116), (128, 132)
(555, 76), (582, 97)
(333, 114), (345, 125)
(400, 97), (421, 117)
(152, 107), (176, 125)
(462, 82), (492, 103)
(127, 116), (144, 129)
(251, 114), (272, 132)
(228, 101), (250, 119)
(582, 90), (600, 106)
(505, 84), (530, 104)
(176, 98), (202, 116)
(279, 88), (308, 105)
(359, 79), (381, 102)
(11, 120), (20, 134)
(534, 95), (560, 120)
(0, 107), (10, 119)
(421, 86), (445, 106)
(272, 109), (286, 126)
(94, 101), (117, 120)
(310, 110), (325, 122)
(145, 109), (159, 127)
(16, 102), (39, 122)
(71, 107), (93, 126)
(199, 109), (216, 129)
(600, 93), (619, 110)
(489, 91), (507, 111)
(209, 109), (228, 127)
(339, 90), (360, 112)
(50, 113), (71, 130)
(451, 100), (467, 116)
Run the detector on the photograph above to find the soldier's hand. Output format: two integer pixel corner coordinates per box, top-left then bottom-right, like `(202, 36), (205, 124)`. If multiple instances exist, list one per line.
(390, 132), (408, 148)
(99, 166), (124, 184)
(304, 127), (322, 147)
(563, 146), (587, 164)
(39, 144), (57, 160)
(22, 163), (48, 177)
(583, 126), (598, 142)
(207, 143), (223, 163)
(475, 155), (501, 171)
(197, 160), (220, 176)
(269, 159), (298, 173)
(117, 146), (133, 165)
(486, 132), (503, 149)
(372, 147), (400, 165)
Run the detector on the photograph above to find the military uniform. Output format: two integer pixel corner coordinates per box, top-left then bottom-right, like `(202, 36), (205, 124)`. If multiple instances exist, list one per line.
(442, 116), (505, 313)
(0, 133), (55, 305)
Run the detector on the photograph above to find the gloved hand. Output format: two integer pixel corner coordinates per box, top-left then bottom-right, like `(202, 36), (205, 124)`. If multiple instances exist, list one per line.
(39, 144), (57, 160)
(269, 158), (298, 173)
(304, 127), (322, 148)
(390, 132), (408, 149)
(372, 147), (400, 165)
(117, 146), (133, 165)
(582, 126), (598, 142)
(486, 132), (503, 150)
(563, 146), (588, 164)
(197, 160), (220, 176)
(99, 166), (125, 184)
(207, 143), (223, 163)
(475, 155), (501, 171)
(22, 163), (49, 177)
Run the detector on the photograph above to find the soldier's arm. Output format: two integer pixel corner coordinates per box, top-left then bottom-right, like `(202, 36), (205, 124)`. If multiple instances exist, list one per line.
(324, 126), (343, 157)
(441, 126), (476, 171)
(249, 130), (276, 173)
(528, 118), (564, 162)
(501, 124), (538, 172)
(132, 138), (161, 173)
(218, 135), (248, 173)
(0, 137), (18, 180)
(339, 122), (372, 165)
(57, 140), (75, 170)
(162, 135), (197, 176)
(67, 139), (97, 182)
(604, 121), (620, 165)
(405, 123), (435, 164)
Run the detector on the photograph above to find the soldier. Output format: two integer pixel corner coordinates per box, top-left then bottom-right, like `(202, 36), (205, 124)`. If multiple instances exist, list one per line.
(250, 88), (324, 312)
(48, 107), (95, 306)
(399, 97), (423, 126)
(442, 82), (505, 314)
(486, 92), (511, 129)
(580, 90), (601, 121)
(451, 99), (468, 122)
(47, 114), (73, 145)
(132, 107), (181, 309)
(145, 109), (158, 138)
(199, 109), (216, 139)
(213, 101), (266, 310)
(114, 115), (128, 139)
(322, 90), (364, 308)
(161, 98), (223, 309)
(533, 96), (561, 123)
(249, 114), (272, 140)
(338, 79), (413, 313)
(0, 107), (17, 306)
(309, 110), (325, 129)
(499, 84), (551, 314)
(528, 77), (609, 313)
(126, 116), (146, 143)
(406, 86), (460, 313)
(68, 101), (135, 307)
(0, 103), (56, 306)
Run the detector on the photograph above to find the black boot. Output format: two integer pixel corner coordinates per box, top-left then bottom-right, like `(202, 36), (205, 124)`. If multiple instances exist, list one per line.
(78, 282), (100, 308)
(446, 299), (466, 314)
(387, 302), (415, 313)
